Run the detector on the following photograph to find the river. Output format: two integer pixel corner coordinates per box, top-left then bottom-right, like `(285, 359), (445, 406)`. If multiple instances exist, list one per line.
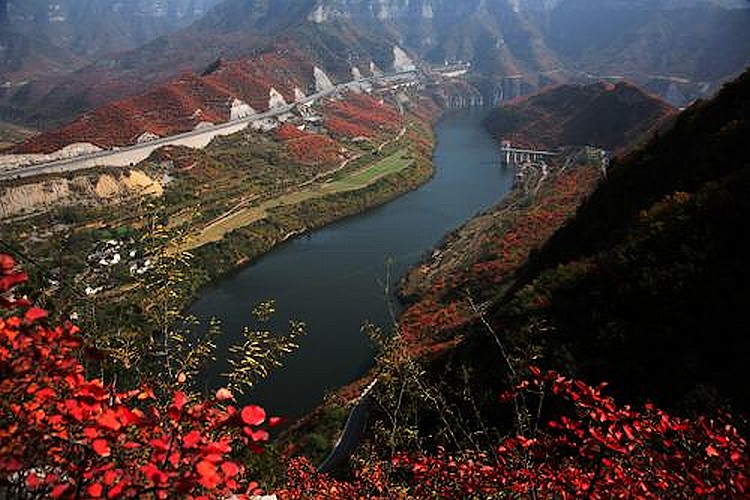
(189, 108), (516, 418)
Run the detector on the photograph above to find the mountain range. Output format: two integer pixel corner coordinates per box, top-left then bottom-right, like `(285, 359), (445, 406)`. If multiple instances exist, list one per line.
(0, 0), (224, 85)
(1, 0), (748, 130)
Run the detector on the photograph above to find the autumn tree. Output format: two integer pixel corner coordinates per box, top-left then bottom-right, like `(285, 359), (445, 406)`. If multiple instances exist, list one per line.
(0, 254), (277, 499)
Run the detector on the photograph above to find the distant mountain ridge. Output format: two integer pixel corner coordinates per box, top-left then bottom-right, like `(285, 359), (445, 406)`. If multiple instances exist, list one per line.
(1, 0), (748, 128)
(0, 0), (223, 83)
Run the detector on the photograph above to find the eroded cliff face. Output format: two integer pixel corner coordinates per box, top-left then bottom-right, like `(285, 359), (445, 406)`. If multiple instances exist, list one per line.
(4, 0), (223, 54)
(306, 0), (566, 23)
(0, 169), (162, 220)
(305, 0), (563, 88)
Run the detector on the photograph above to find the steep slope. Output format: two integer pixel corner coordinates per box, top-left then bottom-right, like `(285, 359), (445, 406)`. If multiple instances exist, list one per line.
(484, 81), (676, 150)
(545, 1), (750, 85)
(0, 0), (223, 83)
(9, 41), (385, 154)
(306, 0), (562, 76)
(433, 70), (750, 415)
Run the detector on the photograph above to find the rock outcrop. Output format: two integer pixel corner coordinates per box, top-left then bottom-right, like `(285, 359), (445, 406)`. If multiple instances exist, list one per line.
(0, 170), (163, 219)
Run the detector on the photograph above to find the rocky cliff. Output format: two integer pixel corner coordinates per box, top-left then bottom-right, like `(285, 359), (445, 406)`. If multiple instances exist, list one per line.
(0, 0), (223, 87)
(0, 169), (163, 219)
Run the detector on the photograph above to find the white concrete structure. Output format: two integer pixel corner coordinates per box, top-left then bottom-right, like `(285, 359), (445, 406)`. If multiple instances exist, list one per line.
(314, 66), (335, 92)
(230, 98), (256, 120)
(500, 142), (558, 166)
(136, 132), (159, 144)
(393, 46), (417, 72)
(268, 87), (288, 109)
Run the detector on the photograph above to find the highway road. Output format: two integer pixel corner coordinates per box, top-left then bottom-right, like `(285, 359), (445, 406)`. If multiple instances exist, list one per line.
(0, 71), (418, 182)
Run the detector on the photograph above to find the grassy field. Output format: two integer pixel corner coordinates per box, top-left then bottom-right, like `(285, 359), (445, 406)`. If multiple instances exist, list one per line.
(327, 149), (413, 189)
(185, 148), (414, 250)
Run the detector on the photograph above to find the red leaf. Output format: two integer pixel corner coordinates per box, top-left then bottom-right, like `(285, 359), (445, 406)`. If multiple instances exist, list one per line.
(141, 464), (167, 484)
(221, 461), (240, 478)
(244, 428), (269, 442)
(0, 271), (27, 293)
(196, 460), (220, 490)
(182, 430), (202, 449)
(50, 484), (70, 498)
(107, 481), (125, 498)
(25, 473), (41, 489)
(83, 427), (99, 439)
(216, 388), (234, 402)
(92, 439), (111, 457)
(0, 254), (15, 273)
(24, 307), (48, 323)
(97, 410), (121, 432)
(88, 483), (103, 498)
(173, 391), (188, 411)
(205, 441), (231, 455)
(103, 470), (118, 486)
(706, 445), (719, 457)
(269, 416), (284, 428)
(241, 405), (265, 426)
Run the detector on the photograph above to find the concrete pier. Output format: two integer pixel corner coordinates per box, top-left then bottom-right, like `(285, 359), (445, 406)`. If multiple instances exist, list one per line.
(500, 142), (557, 166)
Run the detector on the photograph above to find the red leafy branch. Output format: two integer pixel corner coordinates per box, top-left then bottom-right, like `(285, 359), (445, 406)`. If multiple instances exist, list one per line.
(280, 367), (748, 499)
(0, 254), (276, 499)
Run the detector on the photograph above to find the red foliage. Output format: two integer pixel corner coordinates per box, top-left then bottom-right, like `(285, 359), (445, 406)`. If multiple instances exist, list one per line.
(324, 116), (374, 139)
(398, 299), (472, 345)
(0, 255), (272, 499)
(14, 45), (318, 153)
(275, 123), (307, 141)
(323, 93), (402, 139)
(280, 369), (749, 499)
(275, 124), (342, 166)
(471, 166), (600, 284)
(392, 370), (749, 498)
(399, 166), (601, 346)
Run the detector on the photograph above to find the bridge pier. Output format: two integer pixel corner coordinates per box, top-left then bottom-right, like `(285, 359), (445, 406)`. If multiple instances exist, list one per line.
(500, 142), (558, 167)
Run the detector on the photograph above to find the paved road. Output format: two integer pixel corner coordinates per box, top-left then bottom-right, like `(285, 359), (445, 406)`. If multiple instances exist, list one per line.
(317, 397), (375, 474)
(0, 71), (419, 182)
(317, 378), (380, 473)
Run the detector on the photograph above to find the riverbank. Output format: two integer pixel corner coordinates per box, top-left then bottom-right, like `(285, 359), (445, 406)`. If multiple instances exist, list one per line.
(0, 90), (441, 391)
(186, 97), (441, 289)
(188, 106), (518, 419)
(279, 147), (604, 466)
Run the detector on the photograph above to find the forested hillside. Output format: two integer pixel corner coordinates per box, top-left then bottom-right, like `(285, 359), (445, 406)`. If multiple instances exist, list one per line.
(484, 81), (676, 150)
(454, 69), (750, 416)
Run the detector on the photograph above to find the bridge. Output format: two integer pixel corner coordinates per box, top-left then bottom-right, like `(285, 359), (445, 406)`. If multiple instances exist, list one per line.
(500, 142), (557, 166)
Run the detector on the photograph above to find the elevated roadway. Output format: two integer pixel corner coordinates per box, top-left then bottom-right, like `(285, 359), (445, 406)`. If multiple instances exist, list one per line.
(0, 71), (418, 182)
